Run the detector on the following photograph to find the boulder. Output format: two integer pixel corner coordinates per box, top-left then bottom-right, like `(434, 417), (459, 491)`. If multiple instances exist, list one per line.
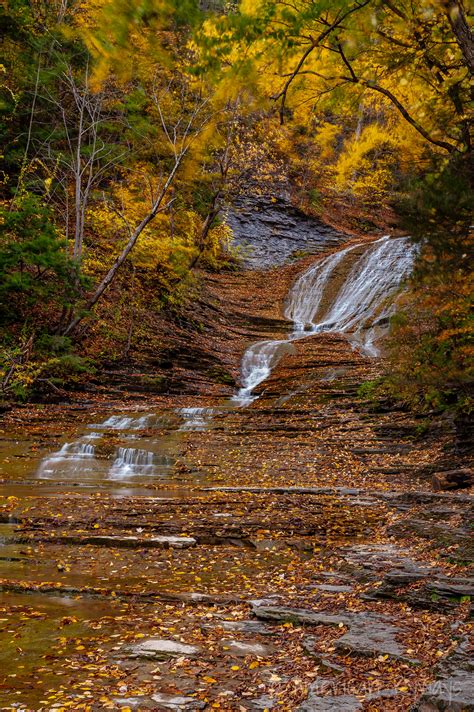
(413, 672), (474, 711)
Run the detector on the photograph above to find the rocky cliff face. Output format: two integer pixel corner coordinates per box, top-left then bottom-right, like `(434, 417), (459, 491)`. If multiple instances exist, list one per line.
(226, 196), (347, 269)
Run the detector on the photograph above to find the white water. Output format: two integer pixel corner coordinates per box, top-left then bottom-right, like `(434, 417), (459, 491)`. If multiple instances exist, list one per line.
(285, 246), (356, 330)
(37, 442), (96, 478)
(92, 415), (150, 430)
(179, 407), (214, 431)
(294, 236), (414, 337)
(37, 436), (174, 481)
(234, 236), (415, 404)
(109, 447), (156, 478)
(232, 340), (297, 405)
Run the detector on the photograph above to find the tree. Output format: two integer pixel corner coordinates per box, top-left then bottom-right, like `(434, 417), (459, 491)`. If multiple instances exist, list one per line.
(0, 194), (82, 325)
(39, 60), (127, 262)
(200, 0), (472, 155)
(62, 78), (213, 334)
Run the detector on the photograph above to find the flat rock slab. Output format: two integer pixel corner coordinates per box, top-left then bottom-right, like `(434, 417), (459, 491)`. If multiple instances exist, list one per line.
(341, 544), (433, 576)
(366, 688), (402, 701)
(364, 574), (474, 611)
(219, 619), (272, 635)
(298, 693), (362, 711)
(314, 572), (353, 582)
(151, 693), (205, 710)
(252, 604), (347, 627)
(337, 614), (407, 661)
(384, 570), (427, 585)
(302, 638), (345, 672)
(124, 638), (200, 660)
(252, 605), (414, 661)
(311, 584), (353, 593)
(428, 578), (474, 597)
(223, 640), (270, 657)
(413, 672), (474, 711)
(248, 695), (276, 710)
(204, 486), (360, 496)
(435, 635), (473, 677)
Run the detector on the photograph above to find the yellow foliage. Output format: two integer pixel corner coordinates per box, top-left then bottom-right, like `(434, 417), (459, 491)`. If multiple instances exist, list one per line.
(314, 122), (342, 163)
(333, 124), (397, 196)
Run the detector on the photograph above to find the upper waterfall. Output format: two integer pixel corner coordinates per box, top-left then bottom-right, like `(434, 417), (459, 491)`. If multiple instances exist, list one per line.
(234, 235), (415, 404)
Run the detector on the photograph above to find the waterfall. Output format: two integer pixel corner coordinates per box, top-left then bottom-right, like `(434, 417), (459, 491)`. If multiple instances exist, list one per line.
(307, 236), (414, 336)
(109, 447), (156, 478)
(37, 441), (96, 478)
(285, 246), (356, 330)
(91, 415), (150, 430)
(234, 236), (415, 404)
(232, 340), (297, 405)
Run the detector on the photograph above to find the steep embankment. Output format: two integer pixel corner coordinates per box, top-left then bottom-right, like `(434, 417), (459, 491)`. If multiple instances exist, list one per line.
(72, 198), (351, 399)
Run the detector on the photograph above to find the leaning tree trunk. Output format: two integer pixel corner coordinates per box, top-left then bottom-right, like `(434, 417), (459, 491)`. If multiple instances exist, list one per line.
(62, 151), (186, 336)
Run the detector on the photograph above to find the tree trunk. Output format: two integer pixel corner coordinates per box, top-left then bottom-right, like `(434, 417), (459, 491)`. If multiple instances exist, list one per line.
(73, 100), (85, 261)
(442, 1), (474, 76)
(62, 152), (186, 336)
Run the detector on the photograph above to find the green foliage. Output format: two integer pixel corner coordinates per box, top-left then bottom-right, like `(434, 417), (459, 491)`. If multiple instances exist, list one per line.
(397, 155), (473, 274)
(0, 332), (94, 401)
(47, 354), (95, 381)
(138, 374), (168, 392)
(0, 194), (82, 324)
(414, 421), (430, 438)
(386, 155), (473, 415)
(36, 334), (73, 356)
(357, 378), (385, 402)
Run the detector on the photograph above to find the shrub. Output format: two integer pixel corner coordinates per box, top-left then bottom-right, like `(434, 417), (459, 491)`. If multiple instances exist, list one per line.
(0, 194), (82, 325)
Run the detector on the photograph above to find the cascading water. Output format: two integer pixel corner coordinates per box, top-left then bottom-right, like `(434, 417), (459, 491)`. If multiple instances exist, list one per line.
(233, 340), (297, 405)
(290, 236), (414, 337)
(92, 415), (150, 430)
(37, 441), (96, 478)
(234, 235), (415, 404)
(179, 407), (214, 431)
(285, 246), (357, 331)
(109, 447), (156, 478)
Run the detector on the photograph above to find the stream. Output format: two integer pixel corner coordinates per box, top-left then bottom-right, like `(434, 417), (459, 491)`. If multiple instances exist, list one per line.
(1, 223), (470, 712)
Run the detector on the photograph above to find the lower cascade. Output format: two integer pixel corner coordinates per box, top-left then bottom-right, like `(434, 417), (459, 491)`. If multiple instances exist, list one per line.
(37, 442), (96, 478)
(109, 447), (155, 478)
(93, 415), (150, 430)
(234, 236), (415, 404)
(179, 407), (214, 431)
